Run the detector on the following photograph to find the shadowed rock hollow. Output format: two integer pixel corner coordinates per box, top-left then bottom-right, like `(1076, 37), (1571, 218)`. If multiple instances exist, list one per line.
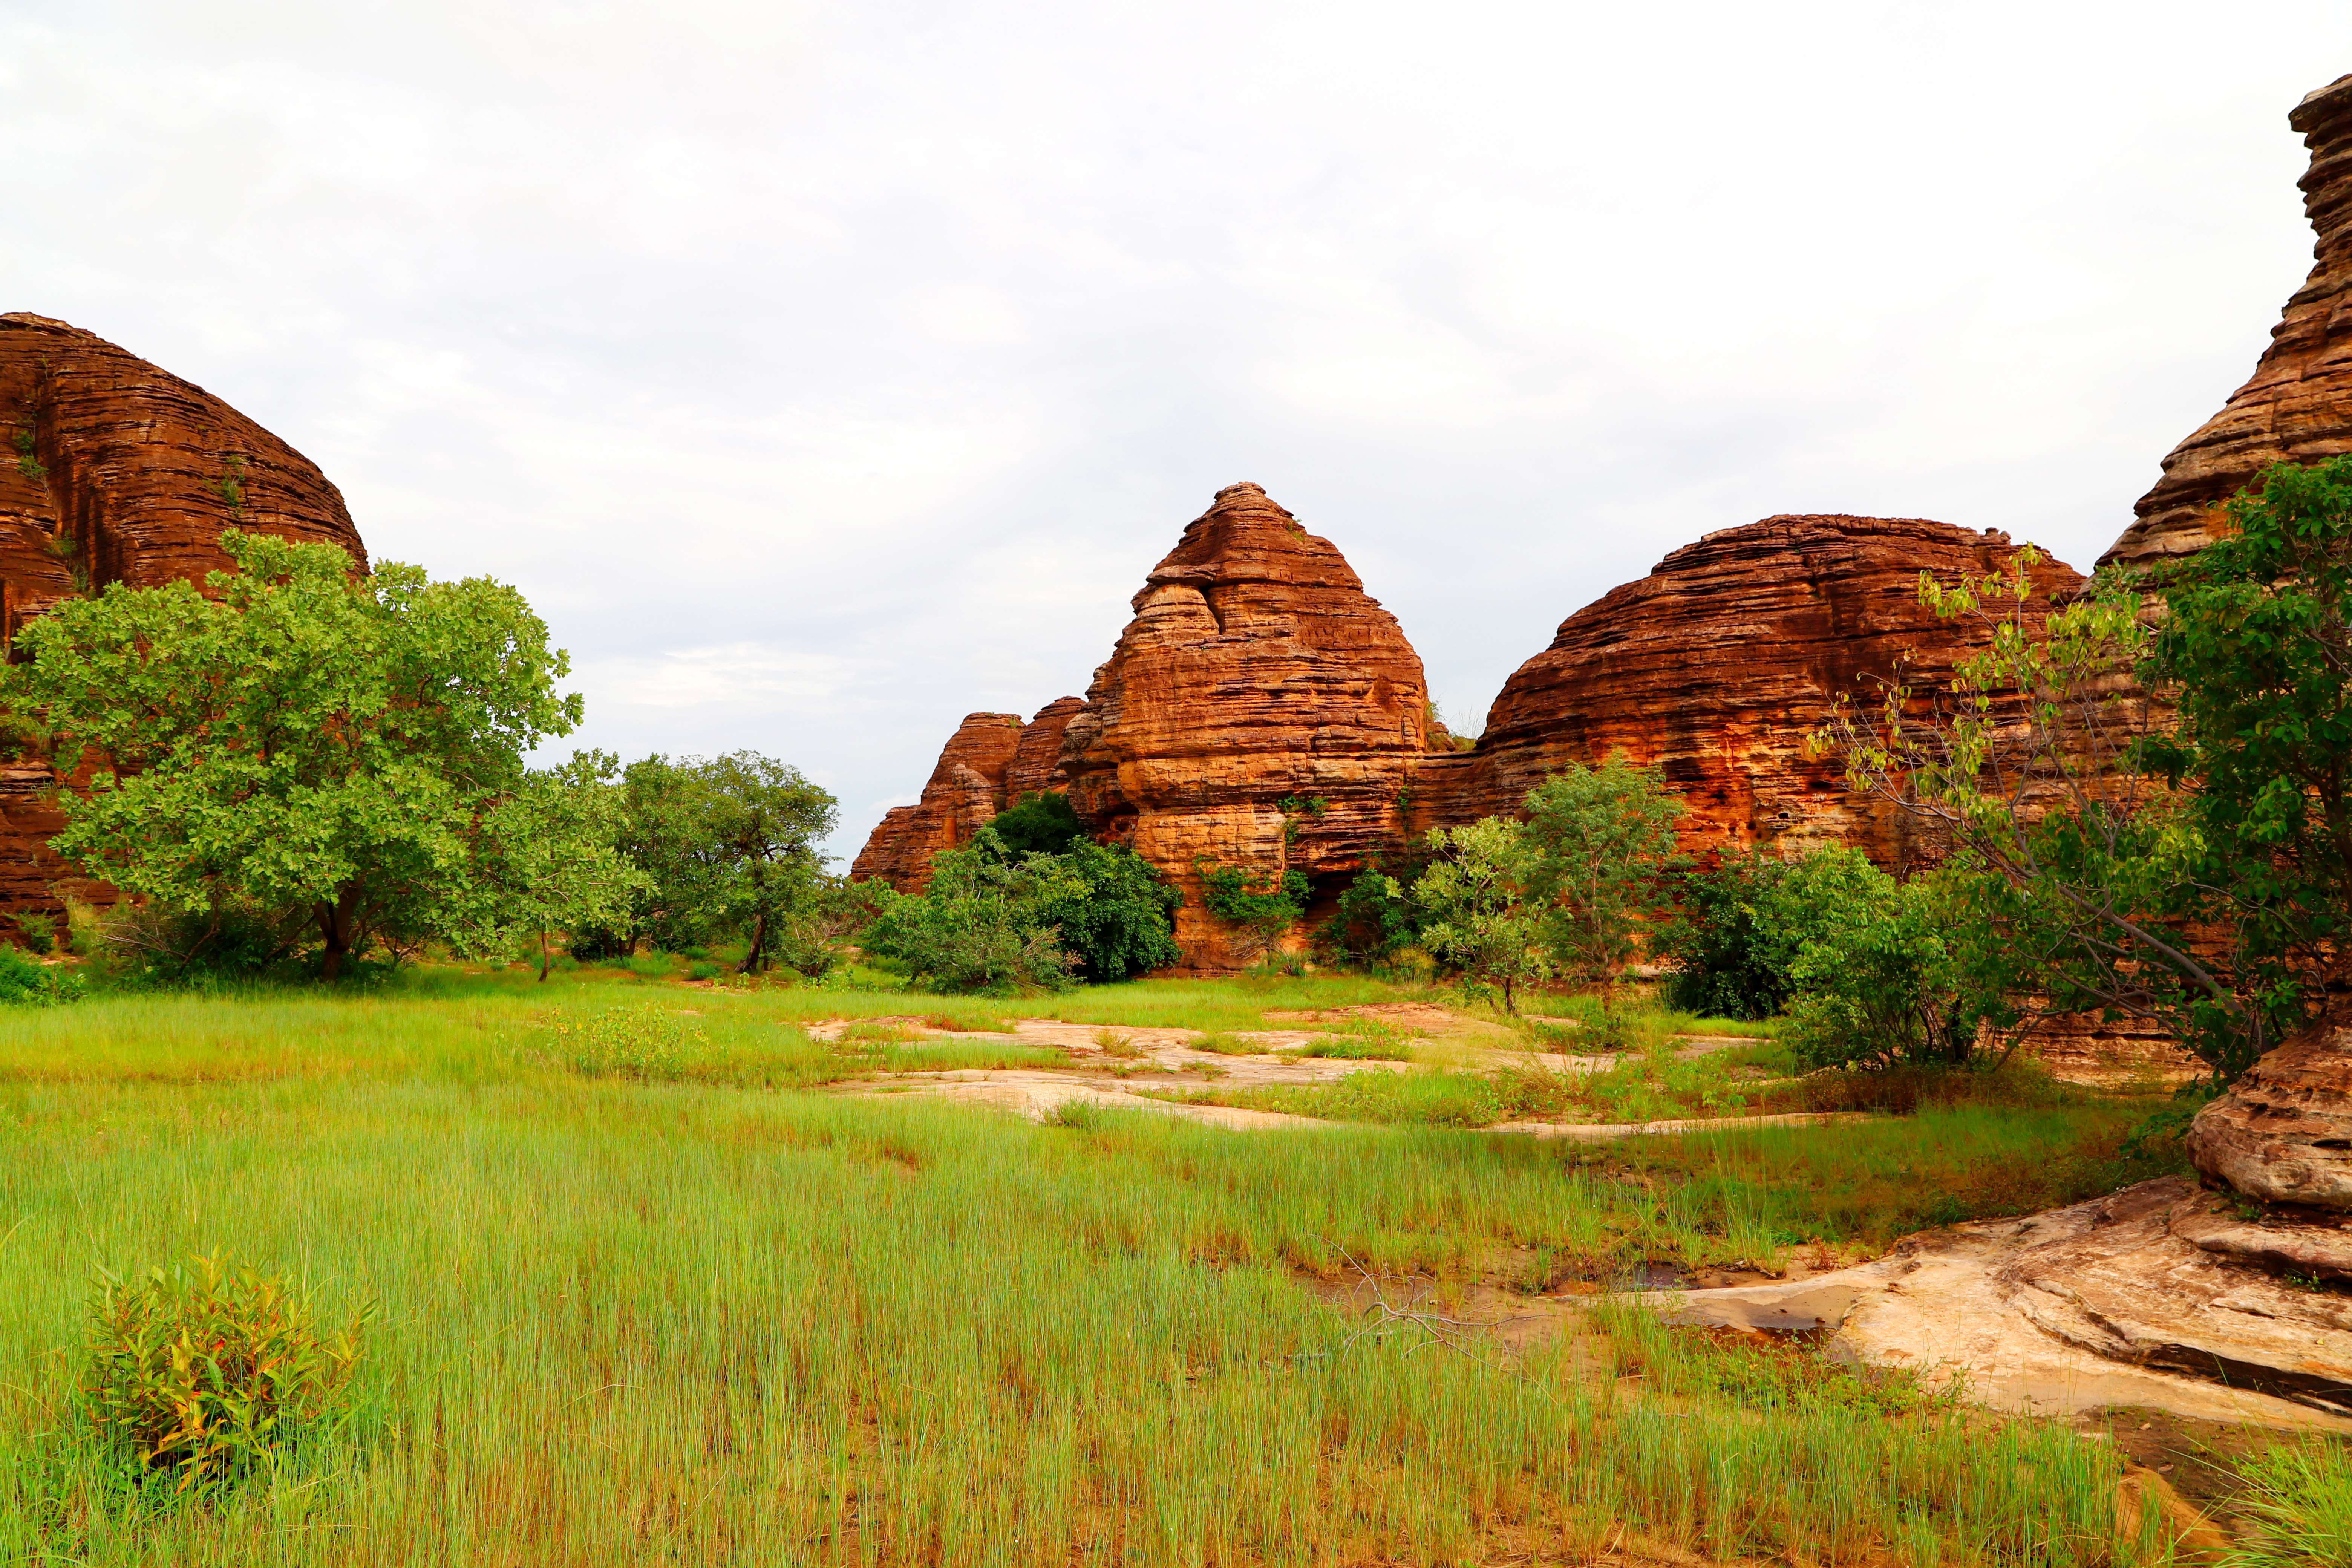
(0, 313), (370, 916)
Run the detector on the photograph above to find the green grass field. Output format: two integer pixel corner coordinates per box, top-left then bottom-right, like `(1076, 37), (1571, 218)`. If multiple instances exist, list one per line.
(0, 971), (2239, 1564)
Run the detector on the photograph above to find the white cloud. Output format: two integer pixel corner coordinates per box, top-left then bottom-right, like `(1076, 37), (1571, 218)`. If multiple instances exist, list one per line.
(2, 0), (2347, 858)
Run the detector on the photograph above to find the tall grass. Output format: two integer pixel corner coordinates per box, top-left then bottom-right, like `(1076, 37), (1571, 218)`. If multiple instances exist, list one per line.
(0, 985), (2169, 1564)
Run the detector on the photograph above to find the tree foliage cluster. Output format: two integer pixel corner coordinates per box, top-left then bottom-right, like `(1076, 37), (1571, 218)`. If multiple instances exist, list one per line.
(1408, 757), (1685, 1012)
(1801, 455), (2352, 1081)
(0, 531), (844, 983)
(861, 813), (1181, 994)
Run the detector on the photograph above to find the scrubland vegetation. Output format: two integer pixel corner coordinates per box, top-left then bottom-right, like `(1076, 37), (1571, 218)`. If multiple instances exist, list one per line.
(0, 969), (2282, 1566)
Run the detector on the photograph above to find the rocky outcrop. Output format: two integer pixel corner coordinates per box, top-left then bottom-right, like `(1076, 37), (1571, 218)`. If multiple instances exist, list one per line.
(1057, 482), (1434, 969)
(1003, 694), (1084, 803)
(0, 314), (371, 918)
(1661, 1176), (2352, 1428)
(1414, 515), (2086, 868)
(849, 712), (1026, 893)
(2106, 74), (2352, 568)
(2192, 1021), (2352, 1210)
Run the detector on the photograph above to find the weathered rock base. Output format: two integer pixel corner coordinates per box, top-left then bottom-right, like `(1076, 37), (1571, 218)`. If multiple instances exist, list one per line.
(2192, 1022), (2352, 1210)
(1656, 1176), (2352, 1430)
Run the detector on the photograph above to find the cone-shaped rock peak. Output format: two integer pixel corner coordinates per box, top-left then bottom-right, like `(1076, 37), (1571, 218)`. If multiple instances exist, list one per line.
(2108, 72), (2352, 568)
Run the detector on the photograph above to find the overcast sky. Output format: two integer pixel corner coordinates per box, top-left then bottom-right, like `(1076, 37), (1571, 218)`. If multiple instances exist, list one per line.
(3, 2), (2347, 860)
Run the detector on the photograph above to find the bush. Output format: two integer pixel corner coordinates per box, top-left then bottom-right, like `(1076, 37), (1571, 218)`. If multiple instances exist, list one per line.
(0, 943), (82, 1005)
(1317, 853), (1428, 965)
(990, 792), (1087, 856)
(1197, 859), (1309, 933)
(1662, 848), (1882, 1020)
(859, 833), (1078, 995)
(1034, 841), (1181, 981)
(77, 1256), (373, 1498)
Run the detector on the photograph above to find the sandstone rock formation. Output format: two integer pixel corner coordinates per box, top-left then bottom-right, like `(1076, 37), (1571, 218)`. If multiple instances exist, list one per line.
(2106, 73), (2352, 568)
(1057, 482), (1433, 969)
(0, 314), (371, 918)
(2192, 1020), (2352, 1210)
(1003, 694), (1084, 803)
(849, 711), (1025, 893)
(850, 698), (1087, 893)
(1413, 515), (2085, 868)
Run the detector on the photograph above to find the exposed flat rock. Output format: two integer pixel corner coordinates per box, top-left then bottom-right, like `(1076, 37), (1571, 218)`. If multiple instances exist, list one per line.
(1655, 1176), (2352, 1430)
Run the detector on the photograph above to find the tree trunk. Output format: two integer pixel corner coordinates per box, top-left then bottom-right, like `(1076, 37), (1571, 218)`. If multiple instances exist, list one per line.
(538, 927), (550, 982)
(738, 910), (767, 976)
(1501, 972), (1515, 1014)
(317, 896), (351, 980)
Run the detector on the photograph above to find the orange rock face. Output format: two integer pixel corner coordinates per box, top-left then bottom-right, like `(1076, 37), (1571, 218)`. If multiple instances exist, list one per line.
(849, 697), (1088, 893)
(1056, 482), (1434, 969)
(2105, 74), (2352, 568)
(0, 314), (371, 919)
(1004, 694), (1085, 804)
(849, 711), (1025, 893)
(1413, 515), (2087, 868)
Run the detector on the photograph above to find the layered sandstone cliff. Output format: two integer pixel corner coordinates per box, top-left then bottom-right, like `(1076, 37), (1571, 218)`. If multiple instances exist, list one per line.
(1414, 515), (2086, 867)
(1057, 482), (1433, 969)
(0, 314), (367, 618)
(0, 314), (371, 917)
(2106, 73), (2352, 568)
(850, 698), (1086, 893)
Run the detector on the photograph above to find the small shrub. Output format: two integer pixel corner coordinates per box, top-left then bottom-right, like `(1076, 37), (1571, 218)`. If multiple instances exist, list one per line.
(1190, 1031), (1259, 1055)
(1295, 1034), (1411, 1061)
(0, 943), (81, 1006)
(686, 960), (722, 982)
(1093, 1027), (1143, 1059)
(11, 911), (55, 953)
(547, 1006), (697, 1079)
(77, 1255), (373, 1498)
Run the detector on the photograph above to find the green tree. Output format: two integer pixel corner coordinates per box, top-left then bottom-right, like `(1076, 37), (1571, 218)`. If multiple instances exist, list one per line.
(1662, 848), (1843, 1020)
(2142, 456), (2352, 1046)
(1029, 840), (1182, 981)
(1413, 816), (1552, 1012)
(575, 752), (839, 974)
(989, 791), (1088, 856)
(1772, 854), (1997, 1070)
(1518, 757), (1685, 997)
(491, 752), (646, 981)
(1816, 468), (2352, 1081)
(861, 830), (1080, 994)
(6, 530), (602, 977)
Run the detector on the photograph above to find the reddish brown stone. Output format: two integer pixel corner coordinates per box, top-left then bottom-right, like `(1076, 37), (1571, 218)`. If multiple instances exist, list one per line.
(1004, 694), (1085, 804)
(849, 711), (1026, 893)
(2193, 1021), (2352, 1210)
(2106, 74), (2352, 568)
(1058, 482), (1435, 969)
(1413, 515), (2086, 868)
(0, 313), (371, 919)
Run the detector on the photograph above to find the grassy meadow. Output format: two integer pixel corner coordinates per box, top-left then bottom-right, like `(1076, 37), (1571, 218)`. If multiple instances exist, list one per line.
(0, 966), (2277, 1565)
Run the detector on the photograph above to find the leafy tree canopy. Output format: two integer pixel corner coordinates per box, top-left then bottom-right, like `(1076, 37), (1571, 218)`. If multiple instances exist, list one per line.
(6, 530), (626, 976)
(580, 751), (838, 974)
(990, 791), (1088, 857)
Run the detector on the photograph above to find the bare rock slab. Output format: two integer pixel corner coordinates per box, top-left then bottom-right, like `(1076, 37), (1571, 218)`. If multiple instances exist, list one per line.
(1654, 1176), (2352, 1430)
